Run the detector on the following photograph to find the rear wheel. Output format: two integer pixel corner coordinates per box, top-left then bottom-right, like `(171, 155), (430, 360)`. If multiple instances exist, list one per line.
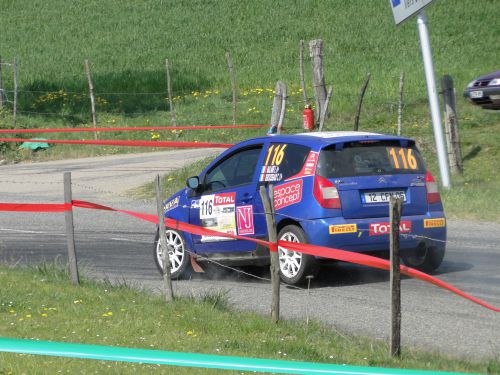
(154, 228), (190, 279)
(401, 243), (445, 273)
(278, 225), (317, 285)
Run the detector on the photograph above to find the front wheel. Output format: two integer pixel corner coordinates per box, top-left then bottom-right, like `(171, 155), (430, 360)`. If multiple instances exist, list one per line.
(153, 228), (190, 279)
(278, 225), (317, 285)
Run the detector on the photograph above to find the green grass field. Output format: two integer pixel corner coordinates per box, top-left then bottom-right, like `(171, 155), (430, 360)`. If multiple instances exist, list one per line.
(1, 264), (499, 374)
(1, 0), (499, 221)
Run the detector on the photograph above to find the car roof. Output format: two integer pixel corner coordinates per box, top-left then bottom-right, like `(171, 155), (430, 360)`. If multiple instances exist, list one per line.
(235, 131), (412, 149)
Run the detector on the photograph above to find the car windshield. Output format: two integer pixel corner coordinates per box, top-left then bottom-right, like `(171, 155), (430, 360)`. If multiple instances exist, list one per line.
(317, 140), (426, 178)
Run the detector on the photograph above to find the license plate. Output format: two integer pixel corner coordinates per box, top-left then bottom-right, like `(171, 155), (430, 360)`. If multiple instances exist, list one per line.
(364, 191), (406, 204)
(470, 90), (483, 98)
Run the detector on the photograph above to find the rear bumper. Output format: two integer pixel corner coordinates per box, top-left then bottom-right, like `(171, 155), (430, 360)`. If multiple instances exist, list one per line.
(300, 213), (446, 255)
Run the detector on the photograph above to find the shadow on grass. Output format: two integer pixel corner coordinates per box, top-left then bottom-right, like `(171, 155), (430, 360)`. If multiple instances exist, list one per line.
(463, 145), (481, 161)
(16, 68), (212, 123)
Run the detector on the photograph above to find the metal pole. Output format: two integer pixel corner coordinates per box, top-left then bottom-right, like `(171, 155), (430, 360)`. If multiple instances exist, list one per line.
(417, 11), (450, 189)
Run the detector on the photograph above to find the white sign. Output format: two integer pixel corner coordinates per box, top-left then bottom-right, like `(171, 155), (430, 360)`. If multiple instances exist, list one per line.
(389, 0), (434, 25)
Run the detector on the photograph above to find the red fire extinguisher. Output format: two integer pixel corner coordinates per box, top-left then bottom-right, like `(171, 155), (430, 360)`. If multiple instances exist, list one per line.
(303, 104), (315, 131)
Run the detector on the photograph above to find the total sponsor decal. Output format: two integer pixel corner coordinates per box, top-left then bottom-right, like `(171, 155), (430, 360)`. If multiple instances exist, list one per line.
(369, 221), (411, 236)
(274, 179), (303, 210)
(424, 218), (446, 228)
(199, 192), (236, 242)
(329, 223), (357, 235)
(163, 196), (179, 212)
(236, 205), (255, 235)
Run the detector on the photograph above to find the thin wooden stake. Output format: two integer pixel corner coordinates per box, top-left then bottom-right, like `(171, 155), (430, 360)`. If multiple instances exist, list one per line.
(277, 82), (287, 134)
(64, 172), (80, 285)
(165, 59), (177, 126)
(155, 175), (174, 302)
(353, 73), (371, 131)
(0, 56), (4, 109)
(84, 59), (98, 139)
(259, 185), (280, 323)
(13, 58), (18, 127)
(318, 85), (333, 132)
(269, 81), (283, 134)
(390, 197), (403, 358)
(226, 52), (237, 126)
(299, 40), (308, 105)
(309, 39), (327, 126)
(440, 75), (463, 174)
(397, 72), (405, 136)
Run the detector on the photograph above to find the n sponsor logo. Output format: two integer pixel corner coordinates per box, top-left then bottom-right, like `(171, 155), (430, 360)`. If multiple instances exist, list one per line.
(236, 205), (254, 235)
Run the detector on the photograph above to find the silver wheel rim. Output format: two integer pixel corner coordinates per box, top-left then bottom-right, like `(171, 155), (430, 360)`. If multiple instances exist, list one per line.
(278, 232), (302, 279)
(156, 230), (185, 274)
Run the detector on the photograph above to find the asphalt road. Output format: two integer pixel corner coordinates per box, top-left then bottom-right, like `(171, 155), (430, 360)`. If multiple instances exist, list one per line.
(0, 150), (499, 360)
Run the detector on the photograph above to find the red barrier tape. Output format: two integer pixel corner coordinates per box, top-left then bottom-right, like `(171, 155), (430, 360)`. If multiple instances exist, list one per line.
(1, 199), (498, 312)
(0, 203), (70, 212)
(72, 200), (499, 312)
(0, 138), (233, 149)
(0, 124), (268, 134)
(280, 241), (500, 313)
(72, 200), (272, 249)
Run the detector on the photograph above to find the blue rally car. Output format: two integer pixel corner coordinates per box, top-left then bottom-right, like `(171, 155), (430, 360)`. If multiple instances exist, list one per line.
(154, 131), (446, 285)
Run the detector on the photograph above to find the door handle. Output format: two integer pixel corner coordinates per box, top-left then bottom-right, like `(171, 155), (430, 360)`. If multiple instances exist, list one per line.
(238, 195), (253, 203)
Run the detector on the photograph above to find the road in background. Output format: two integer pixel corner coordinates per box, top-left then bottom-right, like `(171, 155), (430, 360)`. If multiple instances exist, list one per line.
(0, 151), (499, 360)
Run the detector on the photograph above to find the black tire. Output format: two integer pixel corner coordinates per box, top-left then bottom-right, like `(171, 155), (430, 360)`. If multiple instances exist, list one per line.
(277, 225), (318, 285)
(401, 243), (445, 273)
(153, 228), (191, 279)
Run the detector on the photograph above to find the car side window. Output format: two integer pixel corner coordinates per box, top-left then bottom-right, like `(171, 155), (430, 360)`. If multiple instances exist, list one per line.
(259, 143), (310, 183)
(204, 146), (262, 193)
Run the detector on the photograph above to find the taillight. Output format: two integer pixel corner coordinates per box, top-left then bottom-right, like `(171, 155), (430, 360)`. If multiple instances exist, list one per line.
(313, 175), (341, 209)
(426, 172), (441, 204)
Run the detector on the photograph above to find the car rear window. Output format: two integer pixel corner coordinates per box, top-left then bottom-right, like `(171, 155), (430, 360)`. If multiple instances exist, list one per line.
(317, 140), (426, 178)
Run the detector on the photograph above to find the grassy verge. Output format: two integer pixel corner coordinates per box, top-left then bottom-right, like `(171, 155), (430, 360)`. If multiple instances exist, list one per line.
(0, 264), (498, 374)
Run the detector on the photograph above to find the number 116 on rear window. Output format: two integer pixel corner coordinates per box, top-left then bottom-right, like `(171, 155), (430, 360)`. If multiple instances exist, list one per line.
(387, 147), (419, 170)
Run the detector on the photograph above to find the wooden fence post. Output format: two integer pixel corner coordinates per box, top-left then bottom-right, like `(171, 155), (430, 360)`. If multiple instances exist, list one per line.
(440, 75), (463, 175)
(226, 52), (237, 126)
(277, 82), (287, 134)
(390, 197), (402, 358)
(309, 39), (327, 127)
(299, 40), (308, 106)
(259, 185), (280, 323)
(84, 59), (98, 139)
(319, 85), (333, 132)
(156, 175), (174, 302)
(63, 172), (80, 285)
(13, 58), (18, 127)
(0, 56), (4, 109)
(397, 72), (405, 136)
(270, 81), (283, 134)
(165, 59), (177, 126)
(353, 73), (371, 131)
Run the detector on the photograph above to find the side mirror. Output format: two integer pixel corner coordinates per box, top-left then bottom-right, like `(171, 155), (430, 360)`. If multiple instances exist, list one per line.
(186, 176), (200, 190)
